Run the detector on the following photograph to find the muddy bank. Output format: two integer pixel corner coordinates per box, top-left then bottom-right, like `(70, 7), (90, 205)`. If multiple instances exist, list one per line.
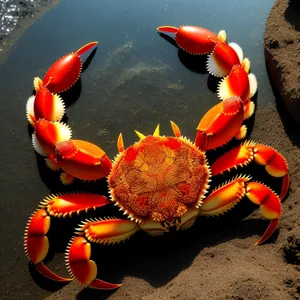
(264, 0), (300, 124)
(0, 0), (59, 64)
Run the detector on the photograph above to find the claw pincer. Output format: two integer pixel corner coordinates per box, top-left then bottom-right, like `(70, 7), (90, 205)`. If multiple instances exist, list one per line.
(34, 42), (98, 94)
(157, 25), (221, 54)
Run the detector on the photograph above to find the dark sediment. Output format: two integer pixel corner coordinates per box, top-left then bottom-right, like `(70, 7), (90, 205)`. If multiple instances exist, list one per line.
(264, 0), (300, 124)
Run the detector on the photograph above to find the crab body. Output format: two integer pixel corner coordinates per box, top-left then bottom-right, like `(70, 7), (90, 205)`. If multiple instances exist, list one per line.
(109, 135), (210, 224)
(23, 28), (290, 292)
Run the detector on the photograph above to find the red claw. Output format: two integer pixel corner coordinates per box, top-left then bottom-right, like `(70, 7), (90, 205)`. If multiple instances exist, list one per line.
(34, 41), (98, 94)
(157, 25), (221, 55)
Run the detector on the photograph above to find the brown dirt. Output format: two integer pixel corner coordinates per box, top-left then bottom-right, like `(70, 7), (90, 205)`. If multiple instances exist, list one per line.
(264, 0), (300, 125)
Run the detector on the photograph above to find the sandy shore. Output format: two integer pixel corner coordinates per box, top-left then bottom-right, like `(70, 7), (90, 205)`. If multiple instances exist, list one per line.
(0, 0), (59, 64)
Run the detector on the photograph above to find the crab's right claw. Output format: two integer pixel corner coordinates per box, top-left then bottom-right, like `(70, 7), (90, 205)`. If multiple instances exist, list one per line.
(157, 25), (221, 55)
(157, 25), (178, 39)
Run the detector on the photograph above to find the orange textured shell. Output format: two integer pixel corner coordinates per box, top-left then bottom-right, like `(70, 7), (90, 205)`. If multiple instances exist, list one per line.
(108, 135), (211, 223)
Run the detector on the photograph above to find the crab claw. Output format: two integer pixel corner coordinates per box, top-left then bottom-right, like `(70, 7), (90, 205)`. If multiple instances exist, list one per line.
(32, 119), (72, 156)
(157, 25), (225, 55)
(195, 96), (245, 151)
(34, 41), (98, 94)
(26, 86), (65, 126)
(52, 139), (112, 182)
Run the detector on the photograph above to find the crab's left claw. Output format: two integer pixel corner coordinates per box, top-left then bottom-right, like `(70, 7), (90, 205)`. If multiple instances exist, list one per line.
(67, 219), (139, 289)
(34, 41), (98, 94)
(195, 96), (245, 151)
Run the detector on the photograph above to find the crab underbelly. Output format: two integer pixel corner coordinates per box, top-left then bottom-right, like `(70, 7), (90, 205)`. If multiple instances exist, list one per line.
(108, 135), (211, 223)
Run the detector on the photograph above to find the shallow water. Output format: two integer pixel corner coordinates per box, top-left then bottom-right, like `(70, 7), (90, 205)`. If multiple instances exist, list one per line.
(0, 0), (276, 299)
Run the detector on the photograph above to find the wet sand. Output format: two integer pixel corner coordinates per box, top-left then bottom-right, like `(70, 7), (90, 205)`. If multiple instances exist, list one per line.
(0, 0), (59, 64)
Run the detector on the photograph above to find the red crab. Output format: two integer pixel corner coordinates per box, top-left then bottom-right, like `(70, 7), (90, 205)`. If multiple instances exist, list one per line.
(24, 30), (290, 291)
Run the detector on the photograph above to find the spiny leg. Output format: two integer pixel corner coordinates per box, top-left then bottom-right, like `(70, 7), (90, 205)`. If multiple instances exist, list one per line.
(211, 141), (290, 200)
(66, 218), (139, 289)
(24, 193), (111, 282)
(199, 176), (281, 245)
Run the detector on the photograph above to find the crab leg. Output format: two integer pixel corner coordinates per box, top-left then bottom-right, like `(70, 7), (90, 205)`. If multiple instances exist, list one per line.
(26, 87), (65, 126)
(34, 41), (98, 94)
(199, 176), (282, 245)
(50, 139), (112, 184)
(24, 193), (111, 282)
(211, 141), (290, 200)
(32, 119), (72, 157)
(206, 42), (242, 77)
(195, 96), (245, 151)
(66, 218), (139, 289)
